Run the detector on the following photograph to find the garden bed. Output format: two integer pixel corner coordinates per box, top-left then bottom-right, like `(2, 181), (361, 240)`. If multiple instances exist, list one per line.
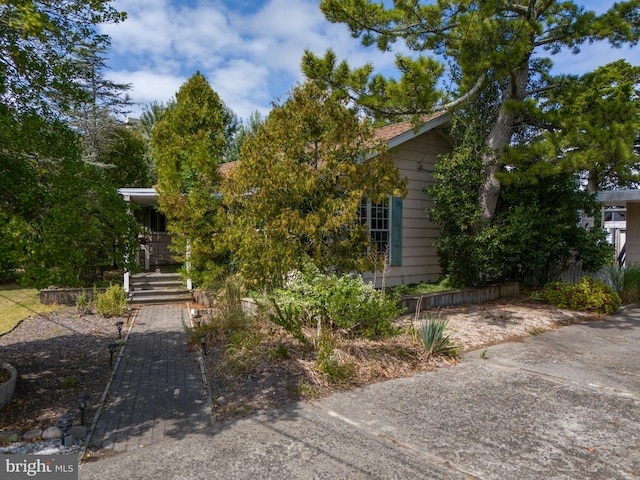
(40, 287), (107, 306)
(399, 282), (520, 313)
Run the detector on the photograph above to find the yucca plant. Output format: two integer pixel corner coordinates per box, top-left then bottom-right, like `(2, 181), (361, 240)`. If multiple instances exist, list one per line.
(419, 316), (462, 360)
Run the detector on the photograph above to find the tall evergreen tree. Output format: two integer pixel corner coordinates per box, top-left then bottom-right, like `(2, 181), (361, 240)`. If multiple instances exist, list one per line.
(151, 72), (231, 286)
(303, 0), (640, 221)
(68, 38), (132, 166)
(221, 81), (407, 288)
(0, 0), (125, 117)
(509, 60), (640, 192)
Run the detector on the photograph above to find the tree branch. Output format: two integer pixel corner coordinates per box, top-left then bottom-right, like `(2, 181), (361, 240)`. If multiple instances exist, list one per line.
(435, 72), (487, 111)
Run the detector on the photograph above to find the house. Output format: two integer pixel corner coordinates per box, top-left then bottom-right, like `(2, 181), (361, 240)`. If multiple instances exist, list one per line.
(119, 111), (454, 290)
(362, 111), (453, 286)
(597, 189), (640, 265)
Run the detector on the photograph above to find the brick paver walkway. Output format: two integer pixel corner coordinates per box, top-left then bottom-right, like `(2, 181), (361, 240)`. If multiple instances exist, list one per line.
(89, 304), (212, 454)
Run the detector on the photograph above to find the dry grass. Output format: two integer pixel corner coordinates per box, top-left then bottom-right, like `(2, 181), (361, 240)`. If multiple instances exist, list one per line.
(0, 285), (63, 335)
(194, 312), (445, 422)
(194, 294), (605, 423)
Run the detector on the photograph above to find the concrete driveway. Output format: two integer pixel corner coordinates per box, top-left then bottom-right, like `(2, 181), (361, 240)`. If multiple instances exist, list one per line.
(80, 309), (640, 479)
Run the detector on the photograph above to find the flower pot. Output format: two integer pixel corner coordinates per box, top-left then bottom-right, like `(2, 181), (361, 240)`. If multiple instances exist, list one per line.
(0, 363), (17, 410)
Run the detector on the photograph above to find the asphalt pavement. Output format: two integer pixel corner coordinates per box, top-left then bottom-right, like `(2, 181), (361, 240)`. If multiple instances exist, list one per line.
(80, 307), (640, 479)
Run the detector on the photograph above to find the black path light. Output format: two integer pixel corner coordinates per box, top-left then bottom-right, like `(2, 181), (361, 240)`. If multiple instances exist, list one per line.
(193, 314), (202, 328)
(77, 393), (89, 427)
(115, 320), (124, 339)
(108, 341), (118, 368)
(57, 413), (73, 447)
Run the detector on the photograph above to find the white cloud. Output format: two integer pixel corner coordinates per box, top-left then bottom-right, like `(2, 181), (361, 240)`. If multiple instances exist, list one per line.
(107, 70), (186, 117)
(206, 59), (271, 119)
(101, 0), (402, 118)
(101, 0), (636, 122)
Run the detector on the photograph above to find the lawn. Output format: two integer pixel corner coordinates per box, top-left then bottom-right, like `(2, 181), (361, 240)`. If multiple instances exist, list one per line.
(0, 284), (63, 335)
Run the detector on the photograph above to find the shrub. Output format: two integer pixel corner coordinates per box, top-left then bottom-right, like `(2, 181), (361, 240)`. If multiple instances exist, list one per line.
(95, 284), (128, 317)
(543, 277), (620, 315)
(75, 289), (92, 314)
(418, 316), (462, 359)
(316, 333), (355, 385)
(607, 263), (640, 304)
(268, 263), (404, 339)
(265, 297), (307, 344)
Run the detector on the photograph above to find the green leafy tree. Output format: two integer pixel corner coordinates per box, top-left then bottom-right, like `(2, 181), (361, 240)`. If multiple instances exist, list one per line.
(303, 0), (640, 221)
(428, 143), (612, 286)
(100, 125), (151, 188)
(225, 111), (262, 163)
(0, 113), (138, 287)
(0, 1), (138, 287)
(0, 0), (125, 116)
(151, 72), (231, 286)
(221, 81), (407, 288)
(137, 101), (174, 184)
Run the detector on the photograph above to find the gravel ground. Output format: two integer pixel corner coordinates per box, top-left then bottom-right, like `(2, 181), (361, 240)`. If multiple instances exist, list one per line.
(0, 308), (129, 448)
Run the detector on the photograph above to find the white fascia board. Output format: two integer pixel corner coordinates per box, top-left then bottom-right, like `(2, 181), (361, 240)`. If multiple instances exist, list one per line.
(118, 187), (159, 205)
(597, 189), (640, 205)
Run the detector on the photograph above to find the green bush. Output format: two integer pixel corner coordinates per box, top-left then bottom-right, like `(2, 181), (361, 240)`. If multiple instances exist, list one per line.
(607, 263), (640, 304)
(316, 333), (355, 385)
(75, 289), (92, 314)
(268, 263), (403, 339)
(543, 277), (620, 315)
(95, 284), (128, 317)
(418, 316), (462, 359)
(265, 297), (307, 344)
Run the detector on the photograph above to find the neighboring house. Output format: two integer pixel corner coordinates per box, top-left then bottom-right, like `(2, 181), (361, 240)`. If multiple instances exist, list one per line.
(119, 111), (454, 288)
(597, 190), (640, 265)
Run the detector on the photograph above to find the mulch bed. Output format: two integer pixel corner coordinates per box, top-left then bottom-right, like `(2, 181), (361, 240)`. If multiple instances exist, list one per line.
(0, 309), (129, 436)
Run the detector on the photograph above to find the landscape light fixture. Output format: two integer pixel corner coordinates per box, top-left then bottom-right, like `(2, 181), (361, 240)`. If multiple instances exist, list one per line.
(108, 341), (118, 368)
(115, 320), (124, 339)
(77, 393), (89, 426)
(198, 334), (207, 356)
(194, 314), (202, 328)
(57, 413), (73, 447)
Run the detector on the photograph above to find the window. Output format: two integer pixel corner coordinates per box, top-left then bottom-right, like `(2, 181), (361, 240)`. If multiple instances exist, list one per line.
(359, 197), (402, 266)
(134, 207), (168, 234)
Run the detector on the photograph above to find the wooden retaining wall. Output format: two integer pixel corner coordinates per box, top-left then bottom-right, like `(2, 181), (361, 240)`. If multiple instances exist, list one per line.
(399, 282), (520, 314)
(40, 287), (107, 306)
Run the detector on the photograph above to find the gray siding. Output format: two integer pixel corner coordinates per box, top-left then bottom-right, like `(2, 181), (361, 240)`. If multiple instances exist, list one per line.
(626, 203), (640, 264)
(365, 129), (452, 287)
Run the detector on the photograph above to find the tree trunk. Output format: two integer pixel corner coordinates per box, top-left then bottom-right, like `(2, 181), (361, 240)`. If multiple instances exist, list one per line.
(478, 66), (529, 221)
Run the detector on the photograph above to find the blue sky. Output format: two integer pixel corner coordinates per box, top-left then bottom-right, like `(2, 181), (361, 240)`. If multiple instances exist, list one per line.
(100, 0), (640, 122)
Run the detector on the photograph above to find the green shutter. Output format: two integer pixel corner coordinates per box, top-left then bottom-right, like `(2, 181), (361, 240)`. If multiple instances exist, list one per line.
(390, 197), (403, 266)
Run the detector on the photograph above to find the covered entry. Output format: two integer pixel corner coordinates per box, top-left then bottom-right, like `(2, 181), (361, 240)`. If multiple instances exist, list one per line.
(118, 188), (173, 270)
(597, 190), (640, 265)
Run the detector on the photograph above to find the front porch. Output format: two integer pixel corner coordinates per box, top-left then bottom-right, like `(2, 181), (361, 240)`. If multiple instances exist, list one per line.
(118, 188), (192, 296)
